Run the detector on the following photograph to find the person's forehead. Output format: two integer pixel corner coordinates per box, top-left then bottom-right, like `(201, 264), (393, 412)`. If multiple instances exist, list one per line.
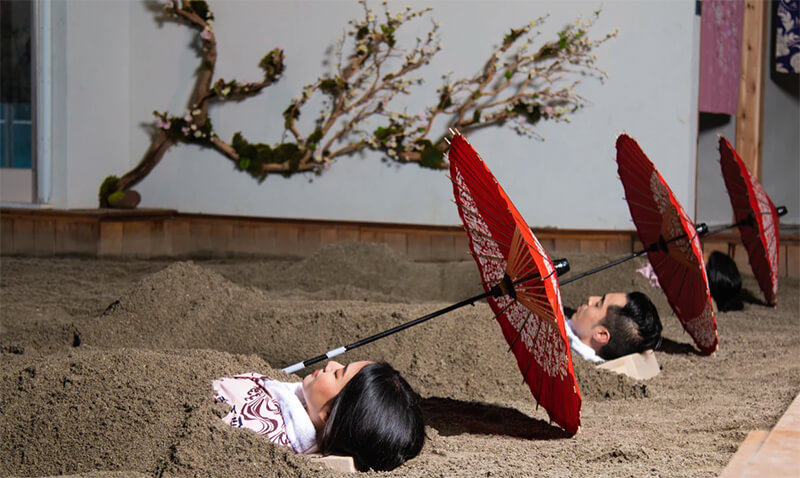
(604, 292), (628, 307)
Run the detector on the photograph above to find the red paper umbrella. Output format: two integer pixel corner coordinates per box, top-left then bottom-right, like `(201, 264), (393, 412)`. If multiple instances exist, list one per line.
(616, 134), (718, 355)
(718, 137), (781, 306)
(448, 133), (581, 435)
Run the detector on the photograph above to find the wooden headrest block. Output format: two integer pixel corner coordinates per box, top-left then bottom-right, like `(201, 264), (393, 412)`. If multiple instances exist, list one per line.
(307, 454), (357, 473)
(596, 349), (660, 380)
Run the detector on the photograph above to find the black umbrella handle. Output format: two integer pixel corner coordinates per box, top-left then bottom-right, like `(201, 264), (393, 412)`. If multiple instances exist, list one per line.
(281, 258), (570, 374)
(698, 205), (788, 238)
(560, 205), (788, 287)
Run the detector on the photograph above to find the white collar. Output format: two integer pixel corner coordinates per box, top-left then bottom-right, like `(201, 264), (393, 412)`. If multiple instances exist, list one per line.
(566, 319), (605, 363)
(267, 381), (319, 454)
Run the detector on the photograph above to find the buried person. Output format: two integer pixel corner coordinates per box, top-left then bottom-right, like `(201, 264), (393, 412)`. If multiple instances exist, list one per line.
(565, 292), (663, 362)
(213, 360), (424, 471)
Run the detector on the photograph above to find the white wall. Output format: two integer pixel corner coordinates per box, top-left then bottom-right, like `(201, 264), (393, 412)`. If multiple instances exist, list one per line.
(50, 0), (700, 229)
(762, 3), (800, 227)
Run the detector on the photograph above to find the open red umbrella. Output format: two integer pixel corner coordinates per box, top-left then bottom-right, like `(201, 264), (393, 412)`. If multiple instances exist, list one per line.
(448, 133), (581, 435)
(718, 136), (782, 306)
(616, 134), (718, 355)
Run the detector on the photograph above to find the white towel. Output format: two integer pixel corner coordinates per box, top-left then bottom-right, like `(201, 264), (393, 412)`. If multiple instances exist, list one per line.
(268, 380), (319, 454)
(213, 373), (318, 454)
(566, 320), (605, 363)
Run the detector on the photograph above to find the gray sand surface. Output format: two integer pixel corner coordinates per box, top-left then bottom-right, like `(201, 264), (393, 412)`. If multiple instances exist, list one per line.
(2, 242), (798, 477)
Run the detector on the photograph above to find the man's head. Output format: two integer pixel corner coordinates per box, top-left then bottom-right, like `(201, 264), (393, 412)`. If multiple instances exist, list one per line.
(570, 291), (662, 360)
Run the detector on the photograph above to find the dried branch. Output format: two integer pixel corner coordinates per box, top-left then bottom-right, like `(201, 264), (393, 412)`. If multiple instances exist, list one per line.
(102, 0), (615, 206)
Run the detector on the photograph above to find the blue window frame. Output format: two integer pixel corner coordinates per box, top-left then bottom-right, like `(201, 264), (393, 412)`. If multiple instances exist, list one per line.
(1, 0), (35, 169)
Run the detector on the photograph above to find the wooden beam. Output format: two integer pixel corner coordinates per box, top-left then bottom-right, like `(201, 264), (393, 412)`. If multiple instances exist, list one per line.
(736, 0), (769, 180)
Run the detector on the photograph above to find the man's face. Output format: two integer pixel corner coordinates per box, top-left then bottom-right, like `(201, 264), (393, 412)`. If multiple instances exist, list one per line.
(570, 292), (628, 341)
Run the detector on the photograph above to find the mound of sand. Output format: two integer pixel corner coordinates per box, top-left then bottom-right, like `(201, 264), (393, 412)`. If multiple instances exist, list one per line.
(1, 243), (798, 477)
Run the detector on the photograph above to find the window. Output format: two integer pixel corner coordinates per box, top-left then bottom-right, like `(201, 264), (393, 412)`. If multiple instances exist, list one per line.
(1, 0), (36, 203)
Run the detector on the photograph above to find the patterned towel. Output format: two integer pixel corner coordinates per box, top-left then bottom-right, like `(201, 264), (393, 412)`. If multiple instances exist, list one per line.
(213, 373), (318, 454)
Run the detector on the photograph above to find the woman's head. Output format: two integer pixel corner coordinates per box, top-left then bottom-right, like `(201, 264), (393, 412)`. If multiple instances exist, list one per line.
(301, 360), (371, 429)
(706, 251), (743, 311)
(318, 361), (425, 471)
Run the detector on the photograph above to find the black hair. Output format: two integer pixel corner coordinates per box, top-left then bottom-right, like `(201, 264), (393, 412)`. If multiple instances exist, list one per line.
(706, 251), (744, 311)
(319, 362), (425, 471)
(598, 292), (663, 360)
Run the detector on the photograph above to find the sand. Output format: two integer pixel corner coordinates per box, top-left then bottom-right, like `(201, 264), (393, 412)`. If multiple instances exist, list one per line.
(1, 242), (798, 477)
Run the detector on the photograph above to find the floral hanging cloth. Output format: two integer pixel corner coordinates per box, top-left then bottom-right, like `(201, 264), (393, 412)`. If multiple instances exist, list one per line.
(776, 0), (800, 74)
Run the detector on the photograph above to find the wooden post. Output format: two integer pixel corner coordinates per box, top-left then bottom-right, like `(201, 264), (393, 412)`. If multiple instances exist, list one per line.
(736, 0), (769, 180)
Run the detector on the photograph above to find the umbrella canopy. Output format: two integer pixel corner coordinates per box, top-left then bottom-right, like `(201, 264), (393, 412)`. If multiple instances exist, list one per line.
(718, 136), (781, 306)
(616, 134), (718, 355)
(448, 133), (581, 435)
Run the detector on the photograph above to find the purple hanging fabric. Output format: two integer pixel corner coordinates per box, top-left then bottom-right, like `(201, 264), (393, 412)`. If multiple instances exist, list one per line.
(699, 0), (745, 115)
(775, 0), (800, 74)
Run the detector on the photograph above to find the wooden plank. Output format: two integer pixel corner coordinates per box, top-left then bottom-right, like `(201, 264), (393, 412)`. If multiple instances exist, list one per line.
(275, 224), (301, 257)
(33, 219), (56, 256)
(0, 216), (12, 253)
(737, 393), (800, 478)
(208, 221), (234, 257)
(319, 227), (340, 248)
(430, 234), (455, 261)
(98, 222), (123, 257)
(74, 221), (98, 255)
(170, 218), (192, 257)
(189, 221), (214, 255)
(13, 218), (35, 255)
(149, 219), (172, 257)
(736, 0), (768, 179)
(606, 238), (633, 255)
(231, 222), (261, 255)
(381, 231), (408, 256)
(122, 221), (153, 257)
(718, 430), (769, 478)
(553, 238), (581, 254)
(335, 227), (359, 243)
(579, 239), (606, 254)
(407, 233), (432, 261)
(359, 229), (380, 244)
(256, 224), (278, 256)
(299, 224), (322, 256)
(453, 233), (470, 261)
(786, 244), (799, 279)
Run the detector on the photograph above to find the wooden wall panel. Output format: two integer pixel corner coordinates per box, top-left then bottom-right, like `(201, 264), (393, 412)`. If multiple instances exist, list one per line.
(275, 224), (301, 257)
(787, 245), (799, 278)
(407, 233), (432, 261)
(98, 222), (123, 256)
(1, 216), (13, 253)
(33, 220), (56, 256)
(2, 208), (796, 279)
(149, 219), (172, 257)
(13, 218), (35, 255)
(170, 218), (193, 257)
(231, 223), (262, 255)
(736, 0), (769, 178)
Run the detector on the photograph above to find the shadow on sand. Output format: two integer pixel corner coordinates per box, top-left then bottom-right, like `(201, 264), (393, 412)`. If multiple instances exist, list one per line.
(421, 396), (571, 440)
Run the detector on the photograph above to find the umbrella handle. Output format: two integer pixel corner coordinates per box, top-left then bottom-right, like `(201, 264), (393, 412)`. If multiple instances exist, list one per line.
(282, 258), (571, 374)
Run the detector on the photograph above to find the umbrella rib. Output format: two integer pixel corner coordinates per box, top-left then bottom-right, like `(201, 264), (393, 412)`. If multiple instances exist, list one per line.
(618, 157), (657, 181)
(507, 309), (536, 352)
(491, 299), (518, 324)
(451, 176), (506, 221)
(619, 179), (661, 200)
(625, 197), (661, 212)
(457, 202), (515, 243)
(463, 225), (513, 250)
(472, 251), (509, 263)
